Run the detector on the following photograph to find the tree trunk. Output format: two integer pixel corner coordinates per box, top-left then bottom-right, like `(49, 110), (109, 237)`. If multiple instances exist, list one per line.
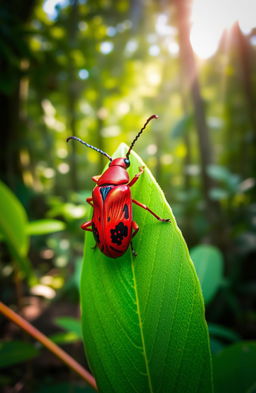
(233, 23), (256, 176)
(174, 0), (221, 241)
(0, 1), (35, 188)
(0, 88), (21, 188)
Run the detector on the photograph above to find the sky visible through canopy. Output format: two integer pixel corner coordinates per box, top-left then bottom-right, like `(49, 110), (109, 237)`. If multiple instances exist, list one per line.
(43, 0), (256, 59)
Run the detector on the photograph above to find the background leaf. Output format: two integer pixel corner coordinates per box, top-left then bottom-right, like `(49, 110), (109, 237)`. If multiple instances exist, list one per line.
(80, 144), (213, 393)
(209, 323), (241, 355)
(26, 219), (66, 236)
(0, 341), (39, 368)
(190, 245), (224, 304)
(49, 331), (81, 345)
(171, 113), (193, 139)
(208, 323), (241, 343)
(0, 180), (28, 256)
(0, 180), (33, 279)
(37, 382), (95, 393)
(54, 317), (82, 339)
(210, 337), (224, 355)
(213, 341), (256, 393)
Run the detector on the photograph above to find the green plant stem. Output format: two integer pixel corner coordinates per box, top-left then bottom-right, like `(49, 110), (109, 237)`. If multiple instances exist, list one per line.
(0, 301), (97, 391)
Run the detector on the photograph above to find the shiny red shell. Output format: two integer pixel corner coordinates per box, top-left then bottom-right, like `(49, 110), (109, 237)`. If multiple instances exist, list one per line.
(81, 156), (169, 258)
(91, 184), (132, 258)
(89, 157), (132, 258)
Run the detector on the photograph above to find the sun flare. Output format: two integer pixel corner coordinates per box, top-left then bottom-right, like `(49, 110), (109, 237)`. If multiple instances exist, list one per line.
(190, 0), (256, 59)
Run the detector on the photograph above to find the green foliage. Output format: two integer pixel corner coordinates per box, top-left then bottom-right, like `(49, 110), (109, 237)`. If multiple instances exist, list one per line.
(213, 342), (256, 393)
(0, 0), (255, 390)
(0, 180), (32, 280)
(0, 180), (28, 256)
(47, 197), (87, 221)
(37, 383), (95, 393)
(190, 245), (224, 304)
(210, 337), (225, 355)
(0, 181), (66, 283)
(0, 340), (39, 368)
(80, 144), (213, 393)
(207, 165), (241, 201)
(54, 316), (82, 339)
(26, 219), (66, 235)
(49, 331), (81, 345)
(171, 113), (193, 139)
(208, 323), (241, 355)
(208, 323), (241, 343)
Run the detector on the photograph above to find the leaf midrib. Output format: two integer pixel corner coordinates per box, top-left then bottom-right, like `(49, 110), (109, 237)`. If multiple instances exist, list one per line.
(130, 168), (167, 393)
(89, 273), (142, 393)
(131, 258), (153, 393)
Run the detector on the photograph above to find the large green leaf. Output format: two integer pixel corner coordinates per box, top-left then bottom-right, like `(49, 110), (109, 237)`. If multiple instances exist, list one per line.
(0, 180), (33, 279)
(213, 341), (256, 393)
(190, 245), (224, 304)
(80, 144), (213, 393)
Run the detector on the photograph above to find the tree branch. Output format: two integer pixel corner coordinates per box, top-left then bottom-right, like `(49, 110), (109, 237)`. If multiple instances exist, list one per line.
(0, 301), (97, 391)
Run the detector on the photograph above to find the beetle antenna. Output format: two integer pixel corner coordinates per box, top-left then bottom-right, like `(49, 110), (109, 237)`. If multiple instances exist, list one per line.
(126, 114), (159, 158)
(66, 136), (112, 161)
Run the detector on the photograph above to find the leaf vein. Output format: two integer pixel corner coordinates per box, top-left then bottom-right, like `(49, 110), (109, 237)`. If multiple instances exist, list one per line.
(171, 283), (197, 392)
(148, 228), (175, 362)
(90, 280), (142, 393)
(157, 244), (184, 392)
(131, 258), (154, 393)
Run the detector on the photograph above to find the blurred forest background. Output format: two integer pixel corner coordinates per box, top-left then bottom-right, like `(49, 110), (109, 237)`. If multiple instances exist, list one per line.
(0, 0), (256, 392)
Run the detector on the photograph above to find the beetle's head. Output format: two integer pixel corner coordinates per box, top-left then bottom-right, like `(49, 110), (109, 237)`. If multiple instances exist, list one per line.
(109, 157), (130, 168)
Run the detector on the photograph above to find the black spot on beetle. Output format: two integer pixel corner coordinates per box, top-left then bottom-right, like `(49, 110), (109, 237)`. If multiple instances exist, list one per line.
(107, 216), (110, 222)
(110, 222), (128, 245)
(123, 204), (129, 219)
(92, 222), (100, 243)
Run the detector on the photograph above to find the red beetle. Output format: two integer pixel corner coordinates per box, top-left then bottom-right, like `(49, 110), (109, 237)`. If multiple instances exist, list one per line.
(67, 115), (170, 258)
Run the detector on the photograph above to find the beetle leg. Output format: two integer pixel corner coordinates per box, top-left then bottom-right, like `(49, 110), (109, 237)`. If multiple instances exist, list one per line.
(130, 242), (137, 257)
(132, 199), (170, 222)
(86, 197), (93, 207)
(81, 220), (93, 231)
(92, 175), (100, 183)
(128, 166), (145, 187)
(131, 220), (139, 238)
(130, 221), (139, 257)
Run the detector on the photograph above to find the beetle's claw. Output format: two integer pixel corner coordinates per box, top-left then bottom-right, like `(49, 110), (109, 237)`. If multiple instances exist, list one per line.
(131, 242), (137, 257)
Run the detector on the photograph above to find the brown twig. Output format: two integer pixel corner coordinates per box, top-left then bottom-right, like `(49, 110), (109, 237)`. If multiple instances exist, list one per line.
(0, 302), (97, 391)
